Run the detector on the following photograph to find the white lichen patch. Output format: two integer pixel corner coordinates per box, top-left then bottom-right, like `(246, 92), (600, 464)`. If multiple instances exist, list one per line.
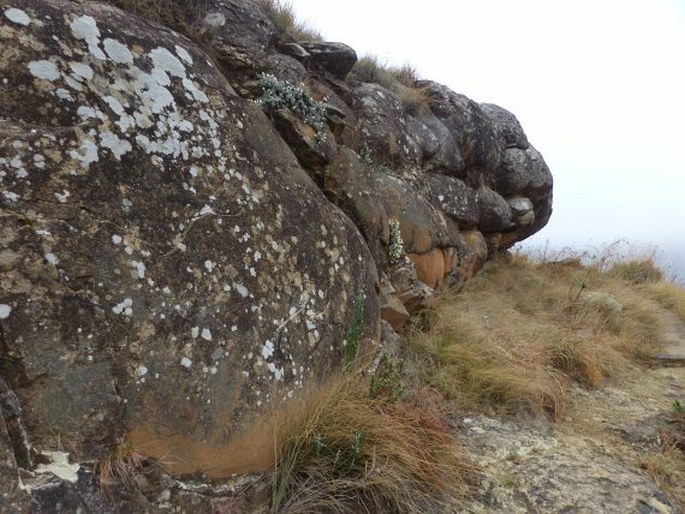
(70, 62), (93, 80)
(203, 12), (226, 28)
(135, 365), (148, 377)
(201, 328), (212, 341)
(45, 252), (59, 265)
(0, 304), (12, 319)
(204, 259), (214, 272)
(175, 45), (193, 64)
(28, 60), (60, 81)
(261, 340), (275, 359)
(131, 260), (146, 279)
(112, 297), (133, 316)
(149, 47), (186, 79)
(70, 15), (106, 60)
(103, 38), (133, 64)
(54, 190), (70, 203)
(68, 139), (99, 167)
(103, 95), (125, 116)
(233, 282), (249, 298)
(180, 357), (192, 368)
(267, 362), (284, 381)
(100, 130), (132, 160)
(4, 8), (31, 26)
(35, 452), (79, 483)
(112, 234), (122, 245)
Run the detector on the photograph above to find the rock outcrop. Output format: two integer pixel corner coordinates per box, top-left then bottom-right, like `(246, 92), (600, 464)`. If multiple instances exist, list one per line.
(0, 0), (553, 510)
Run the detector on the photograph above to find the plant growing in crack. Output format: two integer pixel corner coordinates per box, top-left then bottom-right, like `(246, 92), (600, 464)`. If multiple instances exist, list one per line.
(256, 73), (327, 141)
(388, 219), (404, 264)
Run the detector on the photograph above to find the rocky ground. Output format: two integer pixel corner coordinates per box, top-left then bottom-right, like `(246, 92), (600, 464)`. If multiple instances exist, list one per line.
(451, 311), (685, 513)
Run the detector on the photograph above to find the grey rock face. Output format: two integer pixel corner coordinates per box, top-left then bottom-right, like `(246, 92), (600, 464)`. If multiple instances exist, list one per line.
(299, 41), (357, 79)
(481, 102), (529, 149)
(0, 0), (379, 479)
(422, 81), (503, 174)
(0, 0), (555, 508)
(421, 173), (479, 229)
(477, 188), (513, 233)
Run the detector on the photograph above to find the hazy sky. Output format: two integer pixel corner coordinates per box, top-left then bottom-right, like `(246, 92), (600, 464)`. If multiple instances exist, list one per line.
(288, 0), (685, 274)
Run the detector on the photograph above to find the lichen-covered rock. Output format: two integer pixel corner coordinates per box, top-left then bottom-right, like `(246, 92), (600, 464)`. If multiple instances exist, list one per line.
(0, 0), (555, 507)
(480, 102), (529, 150)
(420, 173), (479, 228)
(270, 108), (336, 169)
(477, 187), (513, 233)
(298, 41), (357, 79)
(0, 0), (379, 478)
(422, 81), (502, 174)
(351, 83), (421, 167)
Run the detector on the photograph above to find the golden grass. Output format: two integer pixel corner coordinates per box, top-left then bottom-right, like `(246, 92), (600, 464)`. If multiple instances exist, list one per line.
(111, 0), (209, 36)
(350, 56), (428, 115)
(94, 439), (145, 491)
(609, 258), (664, 284)
(270, 372), (473, 513)
(638, 441), (685, 509)
(407, 253), (671, 419)
(643, 280), (685, 322)
(255, 0), (322, 41)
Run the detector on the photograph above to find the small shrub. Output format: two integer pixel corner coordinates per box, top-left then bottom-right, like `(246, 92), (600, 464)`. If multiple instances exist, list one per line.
(370, 354), (405, 401)
(257, 73), (327, 139)
(388, 219), (404, 264)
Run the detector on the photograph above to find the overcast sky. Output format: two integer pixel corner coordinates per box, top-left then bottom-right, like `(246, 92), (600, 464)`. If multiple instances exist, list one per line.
(288, 0), (685, 277)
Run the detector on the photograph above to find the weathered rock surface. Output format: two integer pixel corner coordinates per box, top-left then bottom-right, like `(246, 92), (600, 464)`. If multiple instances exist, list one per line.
(454, 415), (677, 514)
(0, 0), (379, 481)
(0, 0), (555, 510)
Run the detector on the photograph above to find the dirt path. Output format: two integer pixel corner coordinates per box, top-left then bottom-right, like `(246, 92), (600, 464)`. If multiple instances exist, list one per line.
(451, 312), (685, 514)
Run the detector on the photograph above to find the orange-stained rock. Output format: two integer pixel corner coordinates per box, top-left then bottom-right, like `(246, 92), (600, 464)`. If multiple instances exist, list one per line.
(379, 276), (411, 331)
(460, 230), (489, 281)
(408, 248), (446, 289)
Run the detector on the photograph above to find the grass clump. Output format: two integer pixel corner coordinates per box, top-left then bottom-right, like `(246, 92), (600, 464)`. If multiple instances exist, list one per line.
(111, 0), (210, 37)
(609, 258), (664, 284)
(643, 280), (685, 322)
(94, 439), (146, 492)
(255, 0), (322, 41)
(350, 56), (429, 116)
(342, 293), (365, 371)
(408, 252), (670, 419)
(270, 373), (472, 513)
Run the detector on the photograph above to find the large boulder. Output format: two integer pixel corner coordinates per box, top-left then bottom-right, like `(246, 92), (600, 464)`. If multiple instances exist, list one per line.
(0, 0), (379, 479)
(422, 80), (503, 176)
(298, 41), (357, 79)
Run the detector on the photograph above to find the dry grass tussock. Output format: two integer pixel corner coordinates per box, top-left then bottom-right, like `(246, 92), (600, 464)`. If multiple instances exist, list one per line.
(94, 439), (146, 492)
(639, 405), (685, 507)
(351, 56), (429, 115)
(111, 0), (210, 37)
(255, 0), (322, 41)
(408, 252), (673, 419)
(643, 280), (685, 323)
(270, 371), (473, 513)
